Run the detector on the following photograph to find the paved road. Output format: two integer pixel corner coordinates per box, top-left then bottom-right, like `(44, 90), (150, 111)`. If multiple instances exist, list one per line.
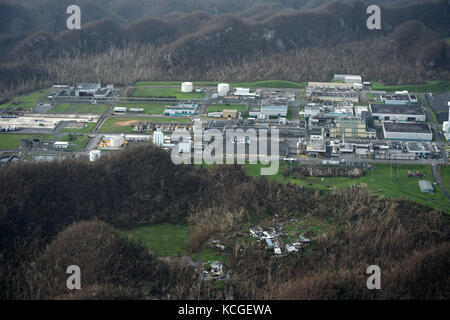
(431, 164), (450, 201)
(418, 93), (448, 163)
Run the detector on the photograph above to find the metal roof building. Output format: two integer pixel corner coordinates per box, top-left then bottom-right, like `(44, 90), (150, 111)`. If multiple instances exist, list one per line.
(382, 122), (432, 141)
(418, 180), (434, 193)
(370, 104), (425, 122)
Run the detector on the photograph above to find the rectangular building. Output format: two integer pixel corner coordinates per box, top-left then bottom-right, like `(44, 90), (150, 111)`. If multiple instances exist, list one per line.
(370, 104), (425, 122)
(330, 118), (376, 139)
(380, 94), (412, 105)
(75, 83), (101, 97)
(164, 103), (198, 116)
(260, 100), (288, 118)
(382, 122), (432, 141)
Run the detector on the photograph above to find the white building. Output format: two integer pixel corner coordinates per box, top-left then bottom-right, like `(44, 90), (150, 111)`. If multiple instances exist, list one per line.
(89, 150), (101, 162)
(370, 104), (425, 122)
(153, 129), (164, 146)
(218, 83), (230, 96)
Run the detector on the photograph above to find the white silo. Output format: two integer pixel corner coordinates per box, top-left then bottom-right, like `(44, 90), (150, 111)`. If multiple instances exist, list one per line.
(218, 83), (230, 96)
(89, 150), (101, 162)
(181, 82), (193, 93)
(108, 135), (124, 148)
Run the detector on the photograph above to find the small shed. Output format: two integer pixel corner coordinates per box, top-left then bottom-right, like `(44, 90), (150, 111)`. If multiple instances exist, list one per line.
(419, 180), (434, 193)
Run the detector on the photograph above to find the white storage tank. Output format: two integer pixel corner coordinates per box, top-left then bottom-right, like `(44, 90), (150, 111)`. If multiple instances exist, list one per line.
(109, 135), (124, 148)
(181, 82), (193, 93)
(89, 150), (101, 162)
(218, 83), (230, 96)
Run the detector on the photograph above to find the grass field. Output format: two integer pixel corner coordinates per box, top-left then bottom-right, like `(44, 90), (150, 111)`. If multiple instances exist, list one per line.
(135, 80), (306, 89)
(0, 88), (50, 110)
(207, 104), (246, 112)
(444, 38), (450, 46)
(0, 134), (54, 149)
(438, 165), (450, 191)
(52, 103), (109, 114)
(371, 81), (450, 93)
(286, 106), (296, 120)
(116, 103), (167, 114)
(244, 162), (450, 213)
(118, 224), (190, 257)
(60, 122), (97, 133)
(131, 87), (205, 99)
(58, 134), (89, 151)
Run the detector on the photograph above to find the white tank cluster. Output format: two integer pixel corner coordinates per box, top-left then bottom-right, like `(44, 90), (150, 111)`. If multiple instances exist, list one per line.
(89, 150), (101, 162)
(181, 82), (193, 93)
(443, 102), (450, 134)
(218, 83), (230, 97)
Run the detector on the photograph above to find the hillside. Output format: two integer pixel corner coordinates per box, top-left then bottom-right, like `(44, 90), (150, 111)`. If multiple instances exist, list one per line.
(0, 145), (449, 299)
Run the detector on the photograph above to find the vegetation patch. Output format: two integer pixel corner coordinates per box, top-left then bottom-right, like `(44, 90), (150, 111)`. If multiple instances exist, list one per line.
(0, 88), (50, 109)
(371, 81), (450, 93)
(131, 87), (205, 99)
(207, 104), (245, 112)
(58, 134), (90, 151)
(118, 224), (190, 257)
(0, 134), (54, 149)
(52, 103), (109, 114)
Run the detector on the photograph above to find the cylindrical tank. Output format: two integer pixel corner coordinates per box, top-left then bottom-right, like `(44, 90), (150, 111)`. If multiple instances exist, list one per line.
(181, 82), (193, 93)
(109, 136), (123, 148)
(89, 150), (101, 162)
(218, 83), (230, 96)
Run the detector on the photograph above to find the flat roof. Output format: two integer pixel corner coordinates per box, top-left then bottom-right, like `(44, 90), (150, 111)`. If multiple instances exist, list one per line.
(371, 104), (424, 115)
(76, 83), (100, 90)
(383, 122), (431, 133)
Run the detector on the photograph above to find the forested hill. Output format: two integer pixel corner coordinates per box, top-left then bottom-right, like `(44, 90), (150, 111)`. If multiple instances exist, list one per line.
(0, 0), (449, 100)
(0, 145), (449, 299)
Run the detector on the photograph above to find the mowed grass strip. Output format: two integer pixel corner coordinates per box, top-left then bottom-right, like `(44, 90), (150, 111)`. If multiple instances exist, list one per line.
(118, 224), (189, 257)
(52, 103), (109, 114)
(371, 81), (450, 93)
(0, 134), (54, 149)
(60, 122), (97, 133)
(131, 87), (205, 99)
(116, 103), (167, 114)
(0, 88), (50, 109)
(135, 80), (306, 89)
(207, 104), (246, 112)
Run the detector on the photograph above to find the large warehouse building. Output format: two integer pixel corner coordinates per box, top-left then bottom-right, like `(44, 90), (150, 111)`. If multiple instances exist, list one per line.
(370, 104), (425, 122)
(260, 100), (288, 118)
(382, 122), (433, 141)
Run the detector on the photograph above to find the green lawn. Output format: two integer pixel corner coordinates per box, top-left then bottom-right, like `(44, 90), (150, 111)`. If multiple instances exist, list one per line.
(207, 104), (246, 113)
(286, 106), (296, 120)
(60, 122), (97, 133)
(58, 134), (90, 151)
(0, 134), (54, 149)
(116, 103), (167, 114)
(135, 80), (306, 89)
(371, 81), (450, 93)
(244, 162), (450, 213)
(0, 88), (50, 110)
(438, 165), (450, 192)
(444, 38), (450, 46)
(118, 224), (190, 257)
(52, 103), (109, 114)
(131, 87), (205, 99)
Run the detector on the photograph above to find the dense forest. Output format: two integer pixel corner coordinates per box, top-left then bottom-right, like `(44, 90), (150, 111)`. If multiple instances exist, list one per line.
(0, 0), (449, 101)
(0, 145), (449, 299)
